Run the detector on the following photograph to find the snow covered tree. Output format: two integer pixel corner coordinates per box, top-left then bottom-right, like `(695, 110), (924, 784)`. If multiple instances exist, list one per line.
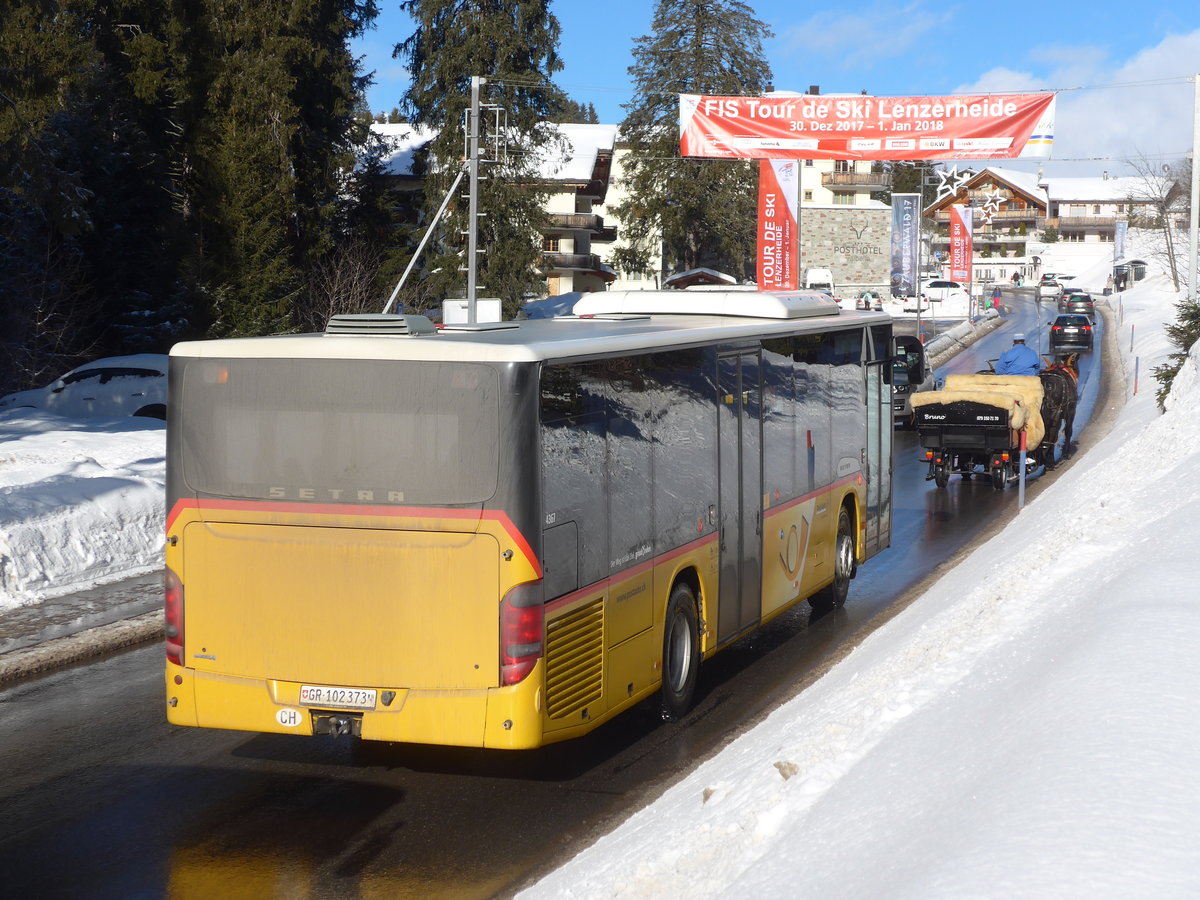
(395, 0), (566, 315)
(612, 0), (773, 282)
(1125, 154), (1190, 292)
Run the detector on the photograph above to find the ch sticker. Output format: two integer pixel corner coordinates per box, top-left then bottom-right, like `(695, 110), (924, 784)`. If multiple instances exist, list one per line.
(276, 708), (302, 728)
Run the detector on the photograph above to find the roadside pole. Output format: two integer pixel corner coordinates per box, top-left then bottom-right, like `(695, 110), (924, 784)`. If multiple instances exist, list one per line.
(1189, 74), (1199, 306)
(1018, 429), (1028, 508)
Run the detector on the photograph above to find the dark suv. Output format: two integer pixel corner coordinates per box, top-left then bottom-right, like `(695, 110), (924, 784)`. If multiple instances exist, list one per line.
(1048, 314), (1094, 352)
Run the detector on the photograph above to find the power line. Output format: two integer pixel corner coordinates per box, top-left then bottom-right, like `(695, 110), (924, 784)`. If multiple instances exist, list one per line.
(489, 72), (1195, 102)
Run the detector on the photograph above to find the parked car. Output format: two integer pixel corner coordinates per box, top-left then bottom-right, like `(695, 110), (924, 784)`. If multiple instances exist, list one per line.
(924, 279), (969, 304)
(1062, 293), (1097, 319)
(0, 354), (168, 419)
(855, 290), (884, 311)
(1038, 279), (1061, 300)
(1048, 314), (1094, 352)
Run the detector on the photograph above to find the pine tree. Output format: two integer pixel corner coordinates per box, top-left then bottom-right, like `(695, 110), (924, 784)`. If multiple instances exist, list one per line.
(613, 0), (773, 282)
(549, 98), (599, 124)
(0, 0), (193, 387)
(1153, 296), (1200, 410)
(396, 0), (566, 316)
(179, 0), (378, 336)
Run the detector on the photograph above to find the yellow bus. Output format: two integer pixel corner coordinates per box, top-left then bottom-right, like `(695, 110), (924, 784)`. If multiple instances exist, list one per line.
(164, 291), (893, 749)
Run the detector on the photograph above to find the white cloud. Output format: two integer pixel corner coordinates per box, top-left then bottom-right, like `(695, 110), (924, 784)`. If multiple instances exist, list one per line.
(954, 30), (1200, 174)
(779, 2), (958, 68)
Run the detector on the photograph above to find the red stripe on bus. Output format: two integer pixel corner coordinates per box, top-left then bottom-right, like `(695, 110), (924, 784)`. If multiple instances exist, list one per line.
(769, 472), (862, 514)
(544, 531), (719, 615)
(165, 497), (542, 578)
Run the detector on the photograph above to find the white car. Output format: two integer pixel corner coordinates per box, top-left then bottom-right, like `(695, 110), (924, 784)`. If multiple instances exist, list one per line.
(0, 354), (168, 420)
(923, 280), (969, 304)
(1038, 280), (1062, 300)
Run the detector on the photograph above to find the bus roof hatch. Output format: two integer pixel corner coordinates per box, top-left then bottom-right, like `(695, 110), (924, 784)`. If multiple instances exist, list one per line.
(572, 290), (841, 320)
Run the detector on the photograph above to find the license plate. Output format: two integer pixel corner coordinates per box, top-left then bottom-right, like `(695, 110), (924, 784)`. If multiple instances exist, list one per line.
(299, 684), (377, 710)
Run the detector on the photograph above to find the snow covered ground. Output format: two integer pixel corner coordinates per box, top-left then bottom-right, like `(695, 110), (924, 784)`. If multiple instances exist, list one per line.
(0, 413), (164, 609)
(1, 270), (1197, 898)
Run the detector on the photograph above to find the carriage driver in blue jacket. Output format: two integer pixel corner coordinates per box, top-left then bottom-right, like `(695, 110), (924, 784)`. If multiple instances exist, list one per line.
(995, 334), (1043, 375)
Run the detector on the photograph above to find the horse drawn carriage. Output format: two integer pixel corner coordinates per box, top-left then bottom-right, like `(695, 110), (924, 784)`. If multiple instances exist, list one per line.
(911, 357), (1078, 489)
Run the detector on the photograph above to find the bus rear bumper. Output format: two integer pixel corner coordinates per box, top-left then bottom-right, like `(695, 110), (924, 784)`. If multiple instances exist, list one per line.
(165, 661), (548, 750)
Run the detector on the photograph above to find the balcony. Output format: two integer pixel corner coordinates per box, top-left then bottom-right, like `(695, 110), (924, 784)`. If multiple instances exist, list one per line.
(821, 171), (893, 190)
(546, 212), (605, 233)
(541, 252), (609, 272)
(932, 208), (1041, 224)
(1044, 216), (1118, 229)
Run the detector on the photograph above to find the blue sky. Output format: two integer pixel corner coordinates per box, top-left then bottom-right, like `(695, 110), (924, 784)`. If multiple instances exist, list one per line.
(352, 1), (1199, 175)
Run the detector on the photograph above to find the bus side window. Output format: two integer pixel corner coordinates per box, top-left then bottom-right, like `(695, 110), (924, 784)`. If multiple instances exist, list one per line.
(647, 349), (716, 551)
(869, 324), (891, 363)
(761, 339), (797, 500)
(542, 521), (579, 599)
(601, 357), (653, 576)
(540, 364), (608, 594)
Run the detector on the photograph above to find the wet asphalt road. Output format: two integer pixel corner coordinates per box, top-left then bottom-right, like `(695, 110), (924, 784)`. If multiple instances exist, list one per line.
(0, 289), (1112, 899)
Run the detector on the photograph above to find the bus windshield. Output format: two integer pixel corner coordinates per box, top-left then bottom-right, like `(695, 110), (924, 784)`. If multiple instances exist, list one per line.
(178, 357), (500, 506)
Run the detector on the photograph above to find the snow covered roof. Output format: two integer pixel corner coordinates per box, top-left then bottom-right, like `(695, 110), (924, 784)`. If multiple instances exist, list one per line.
(981, 166), (1048, 204)
(371, 123), (436, 177)
(1042, 174), (1161, 202)
(368, 121), (618, 184)
(532, 123), (618, 182)
(663, 267), (738, 288)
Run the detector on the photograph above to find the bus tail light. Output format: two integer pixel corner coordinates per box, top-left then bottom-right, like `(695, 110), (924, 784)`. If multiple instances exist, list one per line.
(500, 581), (544, 685)
(164, 567), (184, 666)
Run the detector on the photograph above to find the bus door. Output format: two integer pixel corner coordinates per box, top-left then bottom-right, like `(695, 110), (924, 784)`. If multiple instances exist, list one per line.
(863, 359), (893, 556)
(717, 350), (763, 642)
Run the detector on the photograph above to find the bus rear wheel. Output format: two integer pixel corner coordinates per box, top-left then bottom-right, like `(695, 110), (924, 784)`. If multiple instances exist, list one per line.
(809, 505), (854, 613)
(660, 582), (700, 721)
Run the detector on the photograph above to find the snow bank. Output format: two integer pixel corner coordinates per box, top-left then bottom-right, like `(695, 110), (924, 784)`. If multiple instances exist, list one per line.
(0, 412), (165, 610)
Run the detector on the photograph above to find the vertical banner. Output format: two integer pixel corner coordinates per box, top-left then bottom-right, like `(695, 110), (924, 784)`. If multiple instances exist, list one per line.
(949, 204), (974, 285)
(1114, 219), (1128, 261)
(757, 160), (799, 289)
(889, 193), (921, 297)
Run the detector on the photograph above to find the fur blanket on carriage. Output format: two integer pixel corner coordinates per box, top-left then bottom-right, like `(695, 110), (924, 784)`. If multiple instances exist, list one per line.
(911, 373), (1046, 448)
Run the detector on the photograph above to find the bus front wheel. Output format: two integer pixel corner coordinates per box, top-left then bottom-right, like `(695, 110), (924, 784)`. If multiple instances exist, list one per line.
(660, 582), (700, 721)
(809, 505), (854, 613)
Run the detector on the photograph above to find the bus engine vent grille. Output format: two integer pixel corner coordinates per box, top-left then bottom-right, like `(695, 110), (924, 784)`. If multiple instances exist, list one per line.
(324, 313), (437, 336)
(544, 597), (604, 719)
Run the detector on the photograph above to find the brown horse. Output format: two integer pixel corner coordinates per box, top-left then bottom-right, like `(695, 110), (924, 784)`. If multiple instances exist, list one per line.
(1038, 353), (1079, 469)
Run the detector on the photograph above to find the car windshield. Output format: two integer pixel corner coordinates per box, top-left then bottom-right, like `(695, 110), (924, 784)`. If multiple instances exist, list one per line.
(1058, 316), (1090, 326)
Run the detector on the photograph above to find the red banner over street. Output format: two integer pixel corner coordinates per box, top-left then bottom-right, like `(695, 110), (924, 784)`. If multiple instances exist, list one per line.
(757, 160), (799, 290)
(680, 92), (1056, 161)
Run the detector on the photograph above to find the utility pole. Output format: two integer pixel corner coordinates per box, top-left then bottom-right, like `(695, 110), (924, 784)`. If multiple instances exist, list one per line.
(466, 75), (484, 324)
(1189, 74), (1199, 305)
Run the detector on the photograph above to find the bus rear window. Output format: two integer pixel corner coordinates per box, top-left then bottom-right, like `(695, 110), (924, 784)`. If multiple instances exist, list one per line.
(178, 358), (500, 505)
